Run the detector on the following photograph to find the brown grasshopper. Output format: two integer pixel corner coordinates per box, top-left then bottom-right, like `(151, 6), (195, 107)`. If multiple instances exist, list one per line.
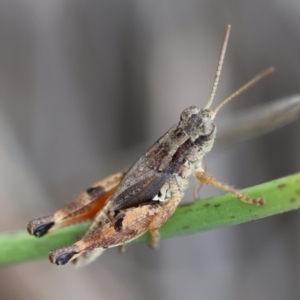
(27, 25), (273, 267)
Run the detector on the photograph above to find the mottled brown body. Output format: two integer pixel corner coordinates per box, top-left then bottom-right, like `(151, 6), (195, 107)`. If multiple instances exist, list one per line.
(27, 25), (271, 267)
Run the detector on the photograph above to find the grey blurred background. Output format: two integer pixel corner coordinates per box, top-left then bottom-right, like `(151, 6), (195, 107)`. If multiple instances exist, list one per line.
(1, 0), (300, 299)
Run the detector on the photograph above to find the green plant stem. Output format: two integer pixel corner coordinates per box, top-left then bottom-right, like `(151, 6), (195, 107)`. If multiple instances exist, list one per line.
(1, 173), (300, 266)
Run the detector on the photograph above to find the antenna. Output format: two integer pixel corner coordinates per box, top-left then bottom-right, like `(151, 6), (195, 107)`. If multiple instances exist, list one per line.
(205, 24), (231, 109)
(211, 67), (275, 119)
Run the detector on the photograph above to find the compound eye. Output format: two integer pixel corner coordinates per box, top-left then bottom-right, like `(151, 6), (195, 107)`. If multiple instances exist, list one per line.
(200, 120), (215, 136)
(180, 106), (199, 120)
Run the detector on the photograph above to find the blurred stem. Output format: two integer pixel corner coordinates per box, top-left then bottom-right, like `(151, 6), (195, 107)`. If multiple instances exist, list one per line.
(1, 173), (300, 266)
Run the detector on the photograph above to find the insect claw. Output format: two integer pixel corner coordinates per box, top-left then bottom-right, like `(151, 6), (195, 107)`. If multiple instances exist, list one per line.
(49, 248), (79, 265)
(254, 198), (265, 206)
(118, 244), (126, 254)
(27, 217), (55, 237)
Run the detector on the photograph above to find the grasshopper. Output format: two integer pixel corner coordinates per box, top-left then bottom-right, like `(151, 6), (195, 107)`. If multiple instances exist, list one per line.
(27, 25), (273, 267)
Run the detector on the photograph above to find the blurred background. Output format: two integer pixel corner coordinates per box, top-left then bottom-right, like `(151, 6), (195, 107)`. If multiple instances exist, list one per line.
(1, 0), (300, 299)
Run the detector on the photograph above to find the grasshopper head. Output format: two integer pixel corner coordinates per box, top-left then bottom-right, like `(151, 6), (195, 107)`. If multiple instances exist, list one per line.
(178, 25), (273, 155)
(179, 106), (216, 153)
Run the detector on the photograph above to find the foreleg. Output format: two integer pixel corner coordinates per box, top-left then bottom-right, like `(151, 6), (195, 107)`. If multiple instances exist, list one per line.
(194, 170), (264, 206)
